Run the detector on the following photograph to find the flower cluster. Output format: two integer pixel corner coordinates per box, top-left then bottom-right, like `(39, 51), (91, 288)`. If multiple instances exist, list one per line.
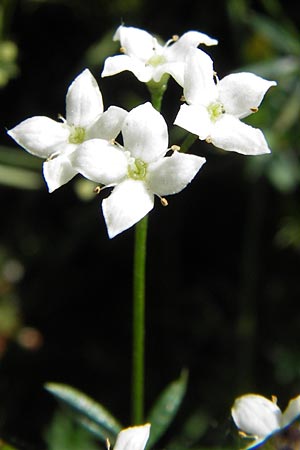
(7, 25), (276, 238)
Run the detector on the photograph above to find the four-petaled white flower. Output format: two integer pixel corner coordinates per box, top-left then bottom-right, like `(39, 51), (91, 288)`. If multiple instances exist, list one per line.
(174, 48), (277, 155)
(101, 25), (218, 85)
(7, 68), (127, 192)
(231, 393), (300, 448)
(114, 423), (150, 450)
(71, 102), (206, 238)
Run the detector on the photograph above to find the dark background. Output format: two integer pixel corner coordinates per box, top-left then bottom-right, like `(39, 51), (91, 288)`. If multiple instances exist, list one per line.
(0, 0), (300, 448)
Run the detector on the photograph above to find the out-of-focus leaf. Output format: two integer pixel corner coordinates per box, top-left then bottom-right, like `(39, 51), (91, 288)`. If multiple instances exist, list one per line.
(0, 164), (42, 189)
(146, 370), (188, 448)
(83, 30), (119, 70)
(0, 146), (41, 170)
(45, 383), (122, 443)
(273, 81), (300, 132)
(239, 56), (299, 80)
(266, 150), (300, 193)
(251, 14), (300, 56)
(45, 409), (100, 450)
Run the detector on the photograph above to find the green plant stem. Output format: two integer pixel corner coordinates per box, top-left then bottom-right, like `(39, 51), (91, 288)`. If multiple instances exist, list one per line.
(132, 215), (148, 424)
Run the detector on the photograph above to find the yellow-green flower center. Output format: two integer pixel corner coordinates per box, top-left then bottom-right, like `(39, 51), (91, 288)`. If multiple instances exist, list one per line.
(207, 102), (225, 122)
(69, 126), (86, 144)
(128, 158), (147, 181)
(146, 54), (166, 67)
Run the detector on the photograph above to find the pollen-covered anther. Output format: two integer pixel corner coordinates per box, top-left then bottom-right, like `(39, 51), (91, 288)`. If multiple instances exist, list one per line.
(172, 34), (179, 42)
(271, 395), (278, 404)
(170, 145), (180, 152)
(238, 431), (249, 438)
(94, 185), (102, 194)
(120, 46), (126, 53)
(206, 136), (212, 144)
(250, 107), (259, 113)
(180, 95), (186, 102)
(160, 197), (168, 206)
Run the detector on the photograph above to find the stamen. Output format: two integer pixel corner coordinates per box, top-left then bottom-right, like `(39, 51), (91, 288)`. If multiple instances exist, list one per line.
(206, 136), (212, 144)
(106, 438), (111, 450)
(94, 186), (102, 194)
(172, 34), (179, 42)
(47, 152), (60, 161)
(170, 145), (180, 152)
(271, 395), (278, 404)
(160, 197), (168, 207)
(180, 95), (185, 102)
(57, 114), (66, 123)
(120, 46), (126, 53)
(250, 107), (259, 113)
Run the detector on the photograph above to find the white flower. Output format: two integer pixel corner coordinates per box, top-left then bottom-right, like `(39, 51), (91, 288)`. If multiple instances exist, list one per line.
(114, 424), (150, 450)
(7, 69), (127, 192)
(71, 102), (206, 238)
(231, 393), (300, 448)
(101, 25), (218, 85)
(174, 48), (277, 155)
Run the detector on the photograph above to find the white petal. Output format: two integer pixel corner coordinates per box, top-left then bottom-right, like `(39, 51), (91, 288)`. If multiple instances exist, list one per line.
(43, 155), (77, 193)
(166, 30), (218, 62)
(114, 25), (158, 61)
(71, 139), (127, 185)
(114, 424), (150, 450)
(210, 114), (272, 155)
(154, 62), (183, 85)
(102, 179), (154, 238)
(87, 106), (128, 140)
(174, 103), (213, 140)
(66, 69), (103, 127)
(231, 394), (282, 438)
(102, 55), (153, 82)
(183, 48), (217, 106)
(122, 103), (168, 163)
(282, 396), (300, 427)
(219, 72), (277, 119)
(147, 151), (206, 196)
(7, 116), (70, 158)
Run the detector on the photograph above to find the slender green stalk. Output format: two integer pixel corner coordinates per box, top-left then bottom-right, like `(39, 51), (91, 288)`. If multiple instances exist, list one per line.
(132, 215), (148, 424)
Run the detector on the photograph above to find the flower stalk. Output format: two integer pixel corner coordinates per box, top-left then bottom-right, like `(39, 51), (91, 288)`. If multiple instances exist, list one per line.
(132, 215), (148, 424)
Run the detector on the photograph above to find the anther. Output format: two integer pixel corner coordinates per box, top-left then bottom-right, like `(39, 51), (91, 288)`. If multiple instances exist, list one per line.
(170, 145), (180, 152)
(94, 186), (102, 194)
(120, 46), (126, 53)
(250, 107), (259, 113)
(206, 136), (212, 144)
(172, 35), (179, 42)
(160, 197), (168, 207)
(180, 95), (185, 102)
(271, 395), (278, 404)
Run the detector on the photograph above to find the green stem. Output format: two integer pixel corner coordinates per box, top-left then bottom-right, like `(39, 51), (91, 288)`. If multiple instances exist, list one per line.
(180, 132), (198, 153)
(132, 215), (148, 424)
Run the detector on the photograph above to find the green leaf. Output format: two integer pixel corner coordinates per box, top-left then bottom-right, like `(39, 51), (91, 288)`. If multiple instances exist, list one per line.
(146, 370), (188, 448)
(45, 383), (122, 443)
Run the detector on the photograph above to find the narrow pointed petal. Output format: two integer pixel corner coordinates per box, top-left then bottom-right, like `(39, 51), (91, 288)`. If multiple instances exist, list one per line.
(102, 55), (153, 82)
(183, 48), (217, 106)
(87, 106), (128, 140)
(232, 394), (282, 438)
(174, 104), (213, 140)
(114, 25), (158, 61)
(154, 62), (183, 85)
(114, 424), (150, 450)
(66, 69), (103, 127)
(166, 30), (218, 62)
(210, 114), (271, 155)
(147, 151), (206, 196)
(43, 155), (77, 193)
(102, 179), (154, 238)
(71, 139), (128, 185)
(7, 116), (70, 158)
(219, 72), (277, 119)
(122, 103), (168, 163)
(282, 396), (300, 427)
